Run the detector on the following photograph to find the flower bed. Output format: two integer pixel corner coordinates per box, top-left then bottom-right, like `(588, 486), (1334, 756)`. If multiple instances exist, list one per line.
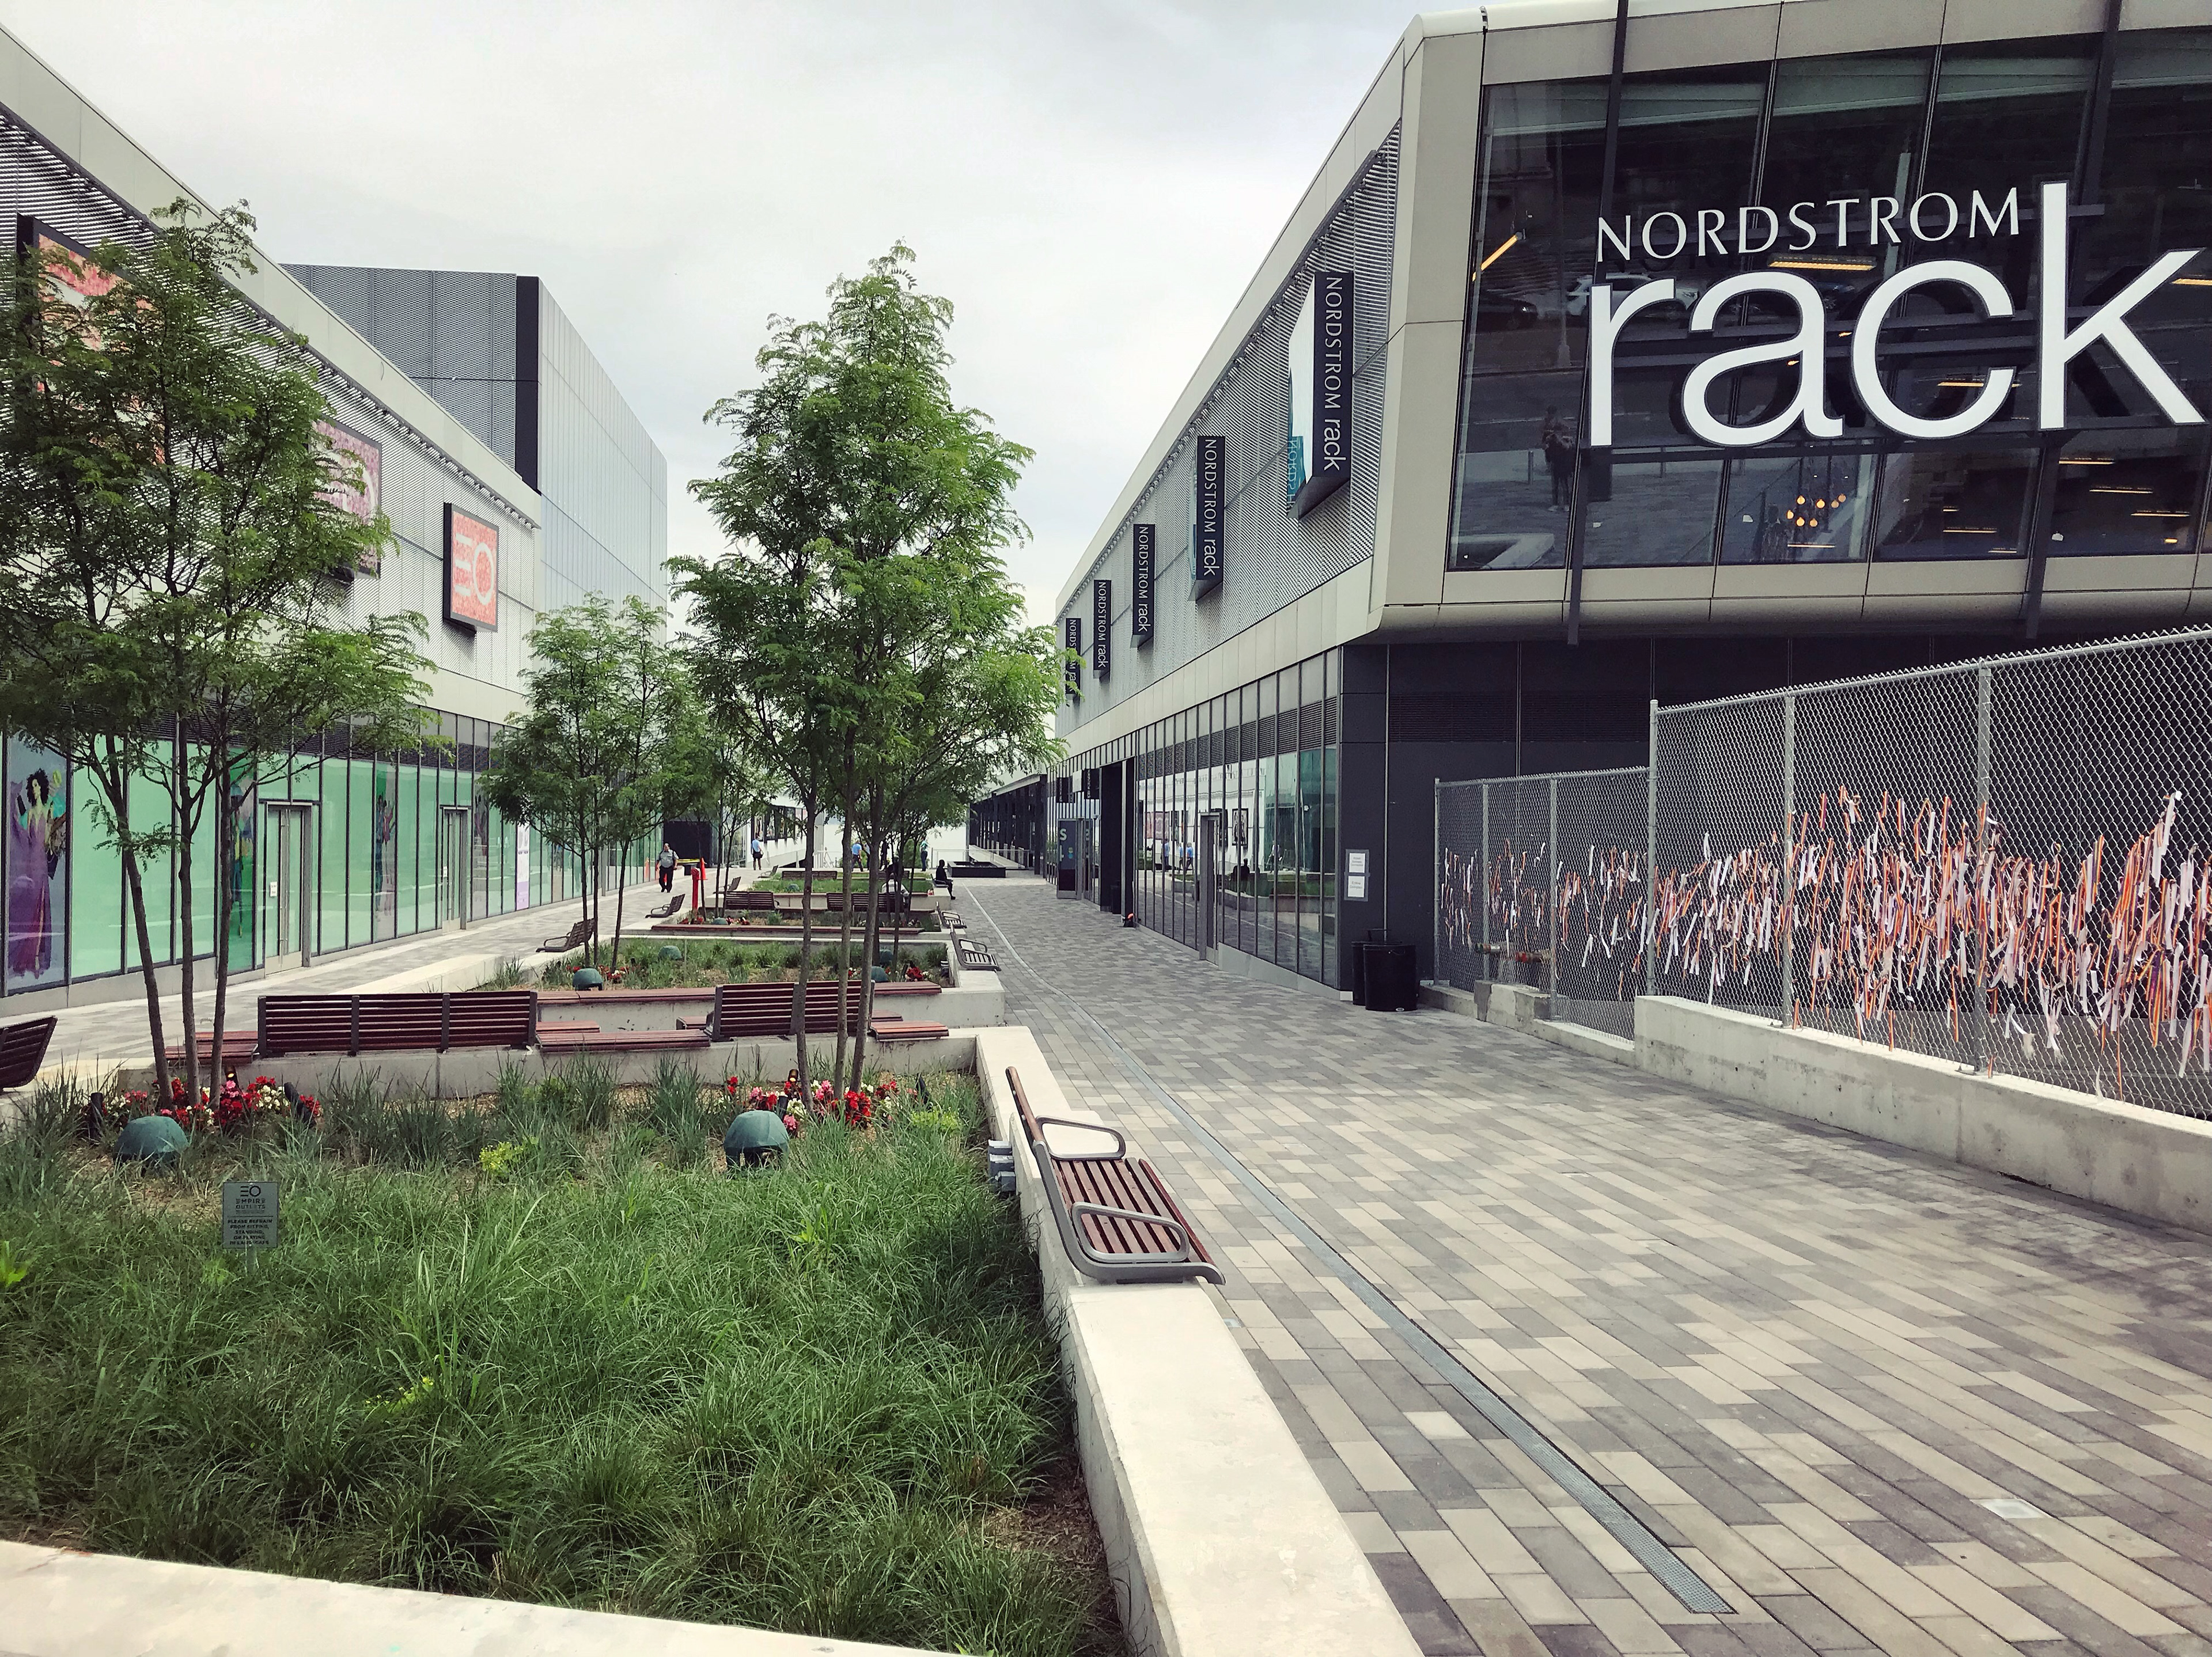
(0, 1065), (1120, 1656)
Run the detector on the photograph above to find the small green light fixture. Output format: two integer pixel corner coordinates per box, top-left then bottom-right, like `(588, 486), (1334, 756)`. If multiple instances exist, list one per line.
(115, 1114), (187, 1169)
(573, 966), (604, 991)
(724, 1109), (789, 1171)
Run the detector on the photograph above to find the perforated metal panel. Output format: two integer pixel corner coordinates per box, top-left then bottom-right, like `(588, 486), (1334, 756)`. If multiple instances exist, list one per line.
(1059, 127), (1401, 737)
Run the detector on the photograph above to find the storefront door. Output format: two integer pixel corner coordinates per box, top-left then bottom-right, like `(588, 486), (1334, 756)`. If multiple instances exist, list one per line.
(438, 806), (469, 929)
(263, 803), (312, 970)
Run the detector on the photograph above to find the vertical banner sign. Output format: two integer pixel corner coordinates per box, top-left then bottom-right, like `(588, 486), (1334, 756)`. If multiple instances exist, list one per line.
(1131, 524), (1155, 644)
(1287, 271), (1352, 518)
(1192, 435), (1225, 593)
(1064, 616), (1082, 698)
(442, 504), (501, 631)
(1092, 580), (1111, 680)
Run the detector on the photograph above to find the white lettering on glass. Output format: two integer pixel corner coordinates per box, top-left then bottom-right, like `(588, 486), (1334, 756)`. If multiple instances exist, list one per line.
(1851, 261), (2017, 440)
(2035, 180), (2203, 429)
(1679, 272), (1842, 447)
(1587, 280), (1678, 448)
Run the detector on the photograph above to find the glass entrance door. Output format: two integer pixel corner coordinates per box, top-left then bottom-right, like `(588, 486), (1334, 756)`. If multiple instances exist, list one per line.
(438, 806), (469, 928)
(263, 804), (312, 970)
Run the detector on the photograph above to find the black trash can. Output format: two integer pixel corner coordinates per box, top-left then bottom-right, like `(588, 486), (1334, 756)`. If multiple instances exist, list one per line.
(1362, 942), (1419, 1013)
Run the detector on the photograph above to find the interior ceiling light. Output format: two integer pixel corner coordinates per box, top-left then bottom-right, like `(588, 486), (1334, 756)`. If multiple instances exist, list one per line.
(1477, 232), (1521, 273)
(2092, 486), (2153, 495)
(1771, 259), (1874, 272)
(2059, 456), (2114, 464)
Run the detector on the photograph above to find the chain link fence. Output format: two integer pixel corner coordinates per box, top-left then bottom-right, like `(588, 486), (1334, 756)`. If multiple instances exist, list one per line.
(1438, 628), (2212, 1120)
(1435, 768), (1646, 1037)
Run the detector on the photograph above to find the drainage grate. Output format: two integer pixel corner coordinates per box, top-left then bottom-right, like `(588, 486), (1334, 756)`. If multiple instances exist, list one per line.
(964, 889), (1735, 1617)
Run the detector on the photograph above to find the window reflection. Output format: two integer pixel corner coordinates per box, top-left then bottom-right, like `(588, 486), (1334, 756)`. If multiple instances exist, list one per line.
(1870, 448), (2036, 559)
(1582, 457), (1725, 567)
(2049, 430), (2211, 555)
(1722, 451), (1877, 562)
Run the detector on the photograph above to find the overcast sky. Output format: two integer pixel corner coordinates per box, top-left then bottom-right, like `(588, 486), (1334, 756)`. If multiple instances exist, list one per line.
(0, 1), (1425, 623)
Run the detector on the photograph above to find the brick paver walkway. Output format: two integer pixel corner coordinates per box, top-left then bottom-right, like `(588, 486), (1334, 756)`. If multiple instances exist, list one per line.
(963, 875), (2212, 1657)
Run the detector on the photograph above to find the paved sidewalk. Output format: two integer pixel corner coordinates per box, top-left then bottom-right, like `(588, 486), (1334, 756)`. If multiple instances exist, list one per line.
(31, 881), (663, 1076)
(964, 878), (2212, 1657)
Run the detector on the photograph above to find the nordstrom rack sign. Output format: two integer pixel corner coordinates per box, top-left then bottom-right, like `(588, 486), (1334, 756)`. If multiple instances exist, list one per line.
(1585, 181), (2205, 448)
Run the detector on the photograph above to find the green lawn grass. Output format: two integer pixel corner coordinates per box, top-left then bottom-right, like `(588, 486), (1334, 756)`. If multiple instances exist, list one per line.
(0, 1066), (1117, 1655)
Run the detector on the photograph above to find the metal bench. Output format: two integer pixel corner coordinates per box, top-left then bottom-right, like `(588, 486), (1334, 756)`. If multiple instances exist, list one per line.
(0, 1015), (56, 1089)
(955, 937), (999, 973)
(1006, 1067), (1221, 1286)
(257, 991), (539, 1057)
(704, 981), (866, 1040)
(541, 915), (596, 953)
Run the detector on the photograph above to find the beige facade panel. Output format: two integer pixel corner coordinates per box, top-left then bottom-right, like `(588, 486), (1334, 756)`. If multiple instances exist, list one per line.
(1393, 32), (1485, 333)
(1777, 0), (1943, 57)
(1624, 3), (1781, 70)
(1482, 17), (1616, 82)
(1711, 562), (1874, 604)
(1942, 0), (2107, 43)
(1866, 559), (2032, 600)
(1376, 322), (1465, 611)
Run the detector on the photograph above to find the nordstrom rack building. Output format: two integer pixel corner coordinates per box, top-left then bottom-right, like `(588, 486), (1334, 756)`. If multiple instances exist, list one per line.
(969, 0), (2212, 993)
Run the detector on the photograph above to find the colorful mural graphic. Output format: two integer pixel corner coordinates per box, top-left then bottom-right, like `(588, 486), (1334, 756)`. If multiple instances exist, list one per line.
(4, 738), (69, 990)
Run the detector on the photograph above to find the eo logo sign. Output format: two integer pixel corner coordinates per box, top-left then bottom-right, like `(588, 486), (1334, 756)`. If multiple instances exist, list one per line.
(1587, 181), (2203, 448)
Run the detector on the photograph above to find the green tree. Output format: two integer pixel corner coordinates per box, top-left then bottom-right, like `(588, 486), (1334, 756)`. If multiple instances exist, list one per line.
(483, 596), (684, 969)
(0, 202), (431, 1101)
(683, 244), (1040, 1091)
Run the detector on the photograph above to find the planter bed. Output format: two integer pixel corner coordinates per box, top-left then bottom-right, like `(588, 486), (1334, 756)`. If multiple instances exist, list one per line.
(536, 939), (951, 994)
(0, 1065), (1123, 1657)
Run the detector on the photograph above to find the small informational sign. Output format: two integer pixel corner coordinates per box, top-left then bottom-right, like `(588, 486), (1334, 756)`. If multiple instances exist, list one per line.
(1346, 874), (1368, 901)
(1347, 849), (1369, 877)
(221, 1179), (279, 1250)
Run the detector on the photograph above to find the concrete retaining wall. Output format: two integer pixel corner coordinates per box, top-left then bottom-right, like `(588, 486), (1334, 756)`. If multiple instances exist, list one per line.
(975, 1027), (1421, 1657)
(1637, 995), (2212, 1233)
(1419, 981), (1634, 1067)
(0, 1539), (942, 1657)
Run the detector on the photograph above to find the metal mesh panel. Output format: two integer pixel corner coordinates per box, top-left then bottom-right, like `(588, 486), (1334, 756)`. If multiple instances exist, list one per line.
(1554, 770), (1648, 1037)
(1059, 127), (1400, 735)
(1652, 695), (1787, 1015)
(1650, 629), (2212, 1120)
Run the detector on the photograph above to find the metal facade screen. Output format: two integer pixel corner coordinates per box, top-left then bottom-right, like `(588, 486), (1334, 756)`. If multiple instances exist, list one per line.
(1092, 579), (1111, 679)
(1132, 524), (1156, 643)
(442, 503), (500, 631)
(1287, 272), (1352, 518)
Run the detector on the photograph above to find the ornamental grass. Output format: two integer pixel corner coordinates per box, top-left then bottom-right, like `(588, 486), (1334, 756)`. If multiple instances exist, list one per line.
(0, 1066), (1116, 1656)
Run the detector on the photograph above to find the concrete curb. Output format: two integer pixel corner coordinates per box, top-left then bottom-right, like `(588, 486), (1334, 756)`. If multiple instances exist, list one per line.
(0, 1539), (941, 1657)
(975, 1026), (1422, 1657)
(1636, 995), (2212, 1233)
(1419, 981), (1634, 1066)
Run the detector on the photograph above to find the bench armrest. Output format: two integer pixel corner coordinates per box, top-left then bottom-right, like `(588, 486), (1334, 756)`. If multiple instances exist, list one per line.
(1067, 1200), (1193, 1262)
(1028, 1114), (1126, 1160)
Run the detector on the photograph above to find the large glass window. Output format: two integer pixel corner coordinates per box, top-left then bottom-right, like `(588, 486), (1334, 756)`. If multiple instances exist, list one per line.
(1869, 446), (2039, 559)
(1449, 78), (1608, 571)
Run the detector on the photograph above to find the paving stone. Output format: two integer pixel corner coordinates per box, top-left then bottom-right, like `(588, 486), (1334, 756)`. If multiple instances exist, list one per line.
(960, 879), (2212, 1657)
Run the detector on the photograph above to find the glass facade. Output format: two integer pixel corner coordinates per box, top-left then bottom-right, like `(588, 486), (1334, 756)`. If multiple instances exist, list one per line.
(0, 710), (624, 997)
(1448, 26), (2212, 572)
(1060, 647), (1342, 989)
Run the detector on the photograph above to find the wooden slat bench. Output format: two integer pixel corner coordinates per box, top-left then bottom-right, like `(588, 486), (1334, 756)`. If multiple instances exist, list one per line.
(870, 1018), (948, 1042)
(703, 981), (865, 1040)
(541, 915), (595, 953)
(1006, 1067), (1221, 1286)
(872, 981), (942, 997)
(537, 1026), (708, 1056)
(258, 991), (539, 1057)
(164, 1029), (260, 1066)
(0, 1015), (56, 1089)
(720, 889), (780, 912)
(536, 1020), (601, 1037)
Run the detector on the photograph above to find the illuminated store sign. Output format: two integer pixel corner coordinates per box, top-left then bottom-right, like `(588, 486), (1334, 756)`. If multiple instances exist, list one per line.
(1191, 435), (1225, 593)
(442, 505), (500, 632)
(1588, 182), (2203, 449)
(1092, 579), (1111, 680)
(1131, 524), (1155, 643)
(1063, 616), (1082, 697)
(1286, 272), (1351, 515)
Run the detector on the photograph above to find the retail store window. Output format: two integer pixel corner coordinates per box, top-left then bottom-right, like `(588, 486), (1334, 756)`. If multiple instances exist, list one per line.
(1868, 447), (2036, 559)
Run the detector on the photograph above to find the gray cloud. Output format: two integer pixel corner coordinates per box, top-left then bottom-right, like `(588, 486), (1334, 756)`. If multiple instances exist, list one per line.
(0, 0), (1423, 622)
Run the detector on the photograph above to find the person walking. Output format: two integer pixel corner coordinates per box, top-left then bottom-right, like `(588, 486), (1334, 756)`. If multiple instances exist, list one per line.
(1540, 407), (1575, 510)
(656, 843), (677, 893)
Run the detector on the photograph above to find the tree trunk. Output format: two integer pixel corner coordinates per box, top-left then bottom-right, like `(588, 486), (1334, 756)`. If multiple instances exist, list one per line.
(108, 749), (172, 1101)
(832, 788), (857, 1089)
(210, 771), (236, 1096)
(609, 840), (630, 977)
(850, 831), (888, 1096)
(793, 793), (818, 1098)
(174, 730), (201, 1108)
